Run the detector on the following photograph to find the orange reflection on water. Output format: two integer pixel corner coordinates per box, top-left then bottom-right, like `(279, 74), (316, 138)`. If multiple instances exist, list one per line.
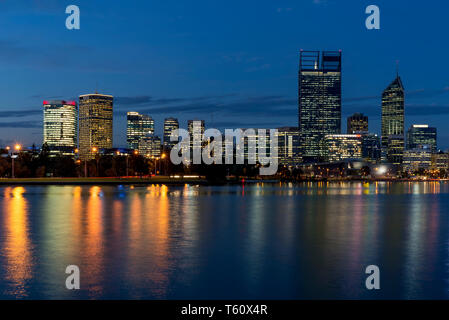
(83, 186), (105, 297)
(124, 184), (171, 298)
(2, 187), (32, 298)
(147, 185), (170, 294)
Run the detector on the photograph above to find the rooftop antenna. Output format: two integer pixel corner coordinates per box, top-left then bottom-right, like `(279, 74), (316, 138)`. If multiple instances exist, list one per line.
(396, 60), (399, 77)
(95, 81), (99, 94)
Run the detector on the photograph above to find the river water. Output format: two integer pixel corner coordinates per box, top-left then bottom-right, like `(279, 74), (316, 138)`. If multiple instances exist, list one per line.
(0, 182), (448, 299)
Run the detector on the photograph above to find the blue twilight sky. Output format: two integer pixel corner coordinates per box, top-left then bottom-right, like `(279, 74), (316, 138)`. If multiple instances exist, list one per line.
(1, 0), (449, 148)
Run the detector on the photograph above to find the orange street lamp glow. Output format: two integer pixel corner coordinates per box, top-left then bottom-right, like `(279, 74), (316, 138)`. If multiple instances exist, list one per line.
(15, 144), (21, 151)
(92, 147), (98, 153)
(6, 146), (10, 151)
(74, 148), (79, 153)
(161, 153), (166, 159)
(134, 150), (138, 155)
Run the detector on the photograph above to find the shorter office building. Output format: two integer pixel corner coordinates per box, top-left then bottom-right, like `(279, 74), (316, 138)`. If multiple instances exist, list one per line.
(276, 127), (301, 166)
(324, 134), (362, 163)
(402, 147), (432, 173)
(139, 135), (162, 158)
(361, 133), (381, 163)
(347, 113), (368, 134)
(407, 124), (437, 152)
(431, 151), (449, 171)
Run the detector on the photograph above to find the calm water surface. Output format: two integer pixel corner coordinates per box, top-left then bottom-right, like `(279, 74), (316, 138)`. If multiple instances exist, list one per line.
(0, 182), (448, 299)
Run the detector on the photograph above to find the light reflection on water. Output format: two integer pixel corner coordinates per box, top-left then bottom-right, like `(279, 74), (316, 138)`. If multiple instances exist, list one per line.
(0, 182), (449, 299)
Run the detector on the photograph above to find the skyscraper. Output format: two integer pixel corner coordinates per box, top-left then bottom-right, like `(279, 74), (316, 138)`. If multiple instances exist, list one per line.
(381, 75), (405, 164)
(407, 124), (437, 152)
(127, 112), (154, 150)
(43, 100), (78, 156)
(347, 113), (368, 134)
(188, 120), (205, 163)
(276, 127), (301, 166)
(163, 117), (179, 151)
(79, 93), (114, 160)
(298, 50), (342, 162)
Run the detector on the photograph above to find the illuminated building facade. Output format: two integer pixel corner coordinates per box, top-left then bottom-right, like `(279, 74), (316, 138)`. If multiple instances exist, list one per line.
(43, 100), (78, 156)
(347, 113), (368, 134)
(381, 75), (405, 164)
(79, 93), (114, 160)
(403, 147), (432, 173)
(324, 134), (362, 163)
(386, 135), (405, 165)
(407, 124), (437, 152)
(163, 117), (179, 150)
(127, 112), (154, 150)
(188, 120), (205, 157)
(431, 152), (449, 171)
(139, 135), (161, 158)
(298, 50), (342, 162)
(276, 127), (301, 166)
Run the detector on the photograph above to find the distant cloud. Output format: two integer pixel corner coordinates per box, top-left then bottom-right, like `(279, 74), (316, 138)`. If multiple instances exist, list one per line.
(344, 86), (449, 103)
(0, 121), (41, 128)
(211, 120), (286, 129)
(116, 95), (297, 117)
(0, 109), (41, 118)
(115, 94), (238, 109)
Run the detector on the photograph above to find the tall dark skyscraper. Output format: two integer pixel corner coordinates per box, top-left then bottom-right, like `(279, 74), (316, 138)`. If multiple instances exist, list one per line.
(298, 50), (342, 162)
(347, 113), (368, 134)
(381, 75), (405, 164)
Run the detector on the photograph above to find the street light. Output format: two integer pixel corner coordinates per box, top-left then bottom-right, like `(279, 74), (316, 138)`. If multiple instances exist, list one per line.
(11, 144), (21, 178)
(92, 147), (99, 176)
(160, 153), (167, 175)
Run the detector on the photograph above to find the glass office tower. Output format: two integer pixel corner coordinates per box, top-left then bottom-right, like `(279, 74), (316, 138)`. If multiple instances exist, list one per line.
(127, 112), (155, 150)
(381, 75), (405, 164)
(298, 50), (342, 163)
(79, 93), (114, 160)
(163, 117), (179, 151)
(43, 100), (78, 156)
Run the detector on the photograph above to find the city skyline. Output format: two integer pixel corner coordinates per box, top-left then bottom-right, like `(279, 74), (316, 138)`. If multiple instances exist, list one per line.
(2, 1), (449, 149)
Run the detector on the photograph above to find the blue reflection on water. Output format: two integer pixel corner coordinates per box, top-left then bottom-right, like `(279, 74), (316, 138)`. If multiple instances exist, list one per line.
(0, 182), (448, 299)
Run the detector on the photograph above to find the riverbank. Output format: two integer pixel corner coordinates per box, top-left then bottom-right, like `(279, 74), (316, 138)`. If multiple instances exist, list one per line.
(0, 176), (447, 185)
(0, 176), (209, 185)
